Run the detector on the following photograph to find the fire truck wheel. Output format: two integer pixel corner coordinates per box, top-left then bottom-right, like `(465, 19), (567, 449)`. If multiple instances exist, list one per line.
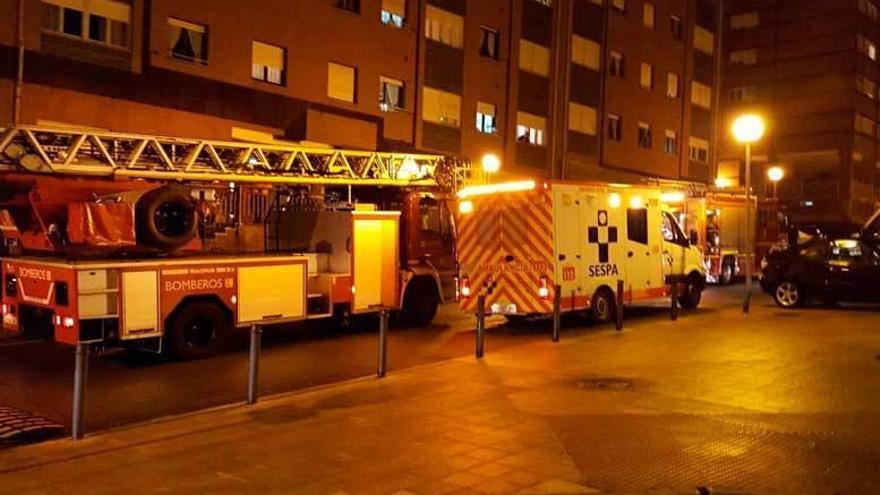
(678, 274), (704, 310)
(166, 300), (231, 359)
(719, 259), (735, 285)
(136, 186), (198, 250)
(400, 278), (439, 327)
(590, 288), (615, 324)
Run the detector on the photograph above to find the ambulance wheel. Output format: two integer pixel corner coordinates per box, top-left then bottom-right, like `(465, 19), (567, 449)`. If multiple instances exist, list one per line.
(719, 259), (734, 286)
(678, 274), (704, 310)
(590, 288), (615, 324)
(400, 278), (439, 327)
(166, 300), (231, 359)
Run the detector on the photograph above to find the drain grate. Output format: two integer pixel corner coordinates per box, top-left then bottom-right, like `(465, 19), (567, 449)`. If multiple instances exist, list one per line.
(575, 377), (633, 391)
(0, 405), (64, 444)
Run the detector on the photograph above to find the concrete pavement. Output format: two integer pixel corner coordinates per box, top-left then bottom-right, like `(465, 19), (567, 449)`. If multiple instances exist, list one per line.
(1, 288), (880, 494)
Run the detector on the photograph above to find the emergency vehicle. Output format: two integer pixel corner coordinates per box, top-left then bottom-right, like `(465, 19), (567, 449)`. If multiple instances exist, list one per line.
(0, 126), (469, 358)
(456, 181), (706, 323)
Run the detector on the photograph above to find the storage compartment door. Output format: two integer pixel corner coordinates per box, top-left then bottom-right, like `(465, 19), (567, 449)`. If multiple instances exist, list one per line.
(353, 213), (400, 311)
(121, 271), (159, 339)
(238, 262), (306, 324)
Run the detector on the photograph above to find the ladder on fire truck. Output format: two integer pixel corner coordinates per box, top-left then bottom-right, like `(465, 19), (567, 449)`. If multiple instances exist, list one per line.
(0, 126), (471, 189)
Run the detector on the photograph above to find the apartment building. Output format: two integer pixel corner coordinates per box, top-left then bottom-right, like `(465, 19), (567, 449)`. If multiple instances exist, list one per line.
(0, 0), (718, 184)
(718, 0), (880, 227)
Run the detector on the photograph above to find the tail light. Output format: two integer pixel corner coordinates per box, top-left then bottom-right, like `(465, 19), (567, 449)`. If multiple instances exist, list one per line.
(1, 303), (7, 315)
(538, 276), (550, 299)
(459, 276), (471, 298)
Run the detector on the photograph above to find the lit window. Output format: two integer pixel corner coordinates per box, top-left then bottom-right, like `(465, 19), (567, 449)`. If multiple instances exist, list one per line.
(643, 3), (655, 28)
(640, 63), (653, 89)
(381, 0), (405, 27)
(328, 62), (357, 103)
(516, 112), (546, 146)
(730, 11), (759, 29)
(379, 76), (405, 111)
(670, 15), (682, 40)
(688, 137), (709, 163)
(571, 35), (600, 70)
(42, 0), (130, 48)
(425, 6), (463, 49)
(423, 87), (461, 128)
(727, 86), (757, 103)
(667, 72), (679, 98)
(857, 75), (877, 100)
(858, 34), (877, 61)
(480, 26), (500, 60)
(252, 41), (286, 85)
(638, 123), (652, 149)
(169, 18), (208, 64)
(336, 0), (360, 14)
(607, 114), (622, 141)
(664, 130), (677, 155)
(691, 81), (712, 109)
(520, 39), (550, 76)
(476, 102), (497, 134)
(612, 0), (625, 12)
(856, 114), (876, 136)
(609, 51), (624, 77)
(693, 26), (715, 55)
(729, 49), (758, 66)
(569, 102), (597, 136)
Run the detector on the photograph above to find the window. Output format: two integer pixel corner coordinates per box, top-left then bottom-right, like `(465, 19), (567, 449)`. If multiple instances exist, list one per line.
(480, 26), (500, 60)
(857, 75), (877, 99)
(476, 102), (497, 134)
(569, 102), (597, 136)
(607, 114), (622, 141)
(520, 40), (550, 76)
(252, 41), (285, 85)
(640, 63), (653, 89)
(643, 3), (655, 28)
(328, 62), (357, 102)
(664, 130), (677, 155)
(661, 211), (688, 246)
(42, 0), (130, 48)
(860, 0), (878, 20)
(693, 26), (715, 55)
(637, 123), (652, 149)
(419, 197), (453, 240)
(727, 85), (757, 103)
(730, 12), (759, 29)
(830, 240), (865, 261)
(670, 15), (682, 40)
(531, 0), (553, 5)
(336, 0), (360, 14)
(729, 49), (758, 66)
(422, 87), (461, 127)
(691, 81), (712, 109)
(855, 113), (876, 136)
(169, 18), (208, 64)
(858, 34), (877, 61)
(517, 112), (546, 146)
(425, 6), (463, 48)
(666, 72), (679, 98)
(381, 0), (405, 27)
(380, 76), (405, 111)
(627, 208), (648, 244)
(609, 51), (624, 77)
(612, 0), (626, 12)
(571, 35), (600, 70)
(688, 137), (709, 163)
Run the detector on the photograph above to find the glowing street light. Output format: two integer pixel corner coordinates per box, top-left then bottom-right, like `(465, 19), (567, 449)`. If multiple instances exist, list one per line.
(732, 114), (766, 315)
(481, 153), (501, 174)
(767, 166), (785, 199)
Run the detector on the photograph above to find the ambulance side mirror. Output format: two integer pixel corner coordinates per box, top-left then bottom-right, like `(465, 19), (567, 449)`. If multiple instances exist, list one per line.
(689, 229), (698, 246)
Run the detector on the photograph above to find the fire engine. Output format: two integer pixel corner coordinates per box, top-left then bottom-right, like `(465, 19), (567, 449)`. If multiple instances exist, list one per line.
(455, 180), (706, 323)
(0, 126), (469, 358)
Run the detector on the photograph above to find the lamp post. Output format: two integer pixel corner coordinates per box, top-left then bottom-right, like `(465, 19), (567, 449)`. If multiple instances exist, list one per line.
(767, 166), (784, 199)
(732, 114), (765, 314)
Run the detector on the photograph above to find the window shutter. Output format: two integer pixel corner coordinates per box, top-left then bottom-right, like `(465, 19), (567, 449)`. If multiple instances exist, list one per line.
(328, 63), (356, 102)
(91, 0), (130, 22)
(382, 0), (405, 17)
(253, 42), (283, 69)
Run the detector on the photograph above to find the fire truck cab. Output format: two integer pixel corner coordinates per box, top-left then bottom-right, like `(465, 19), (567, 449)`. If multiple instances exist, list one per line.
(456, 181), (706, 323)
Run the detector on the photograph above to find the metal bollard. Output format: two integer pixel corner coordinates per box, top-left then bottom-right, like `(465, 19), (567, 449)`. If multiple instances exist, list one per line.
(475, 295), (486, 358)
(71, 343), (90, 440)
(247, 324), (262, 405)
(378, 309), (389, 378)
(670, 282), (678, 321)
(616, 280), (624, 331)
(552, 285), (561, 343)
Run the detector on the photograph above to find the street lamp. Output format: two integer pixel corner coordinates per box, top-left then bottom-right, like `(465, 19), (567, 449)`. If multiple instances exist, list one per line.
(481, 153), (501, 175)
(732, 114), (765, 315)
(767, 166), (784, 198)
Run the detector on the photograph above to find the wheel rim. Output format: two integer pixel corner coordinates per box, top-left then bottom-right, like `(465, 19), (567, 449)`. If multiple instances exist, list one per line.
(154, 201), (191, 238)
(183, 316), (216, 348)
(594, 295), (610, 320)
(775, 282), (799, 307)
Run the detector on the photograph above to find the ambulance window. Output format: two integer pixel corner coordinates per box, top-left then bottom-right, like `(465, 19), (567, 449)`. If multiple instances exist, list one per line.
(627, 208), (649, 244)
(661, 211), (688, 246)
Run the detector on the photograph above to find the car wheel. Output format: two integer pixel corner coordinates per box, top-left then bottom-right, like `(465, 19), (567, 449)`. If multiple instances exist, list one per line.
(591, 288), (615, 324)
(773, 281), (804, 308)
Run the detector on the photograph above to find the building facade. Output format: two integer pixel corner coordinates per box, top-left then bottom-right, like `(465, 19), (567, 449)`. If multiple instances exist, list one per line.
(0, 0), (719, 184)
(718, 0), (880, 228)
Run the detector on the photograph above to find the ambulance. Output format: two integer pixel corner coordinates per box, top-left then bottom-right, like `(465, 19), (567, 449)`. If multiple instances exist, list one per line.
(456, 180), (706, 323)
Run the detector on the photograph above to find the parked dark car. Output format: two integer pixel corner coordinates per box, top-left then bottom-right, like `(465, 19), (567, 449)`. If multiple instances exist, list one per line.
(760, 237), (880, 308)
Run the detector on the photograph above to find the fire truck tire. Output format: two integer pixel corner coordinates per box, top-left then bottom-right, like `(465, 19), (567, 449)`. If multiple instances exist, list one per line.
(719, 258), (735, 285)
(678, 273), (704, 310)
(590, 288), (615, 324)
(136, 186), (198, 250)
(400, 278), (439, 327)
(166, 300), (232, 359)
